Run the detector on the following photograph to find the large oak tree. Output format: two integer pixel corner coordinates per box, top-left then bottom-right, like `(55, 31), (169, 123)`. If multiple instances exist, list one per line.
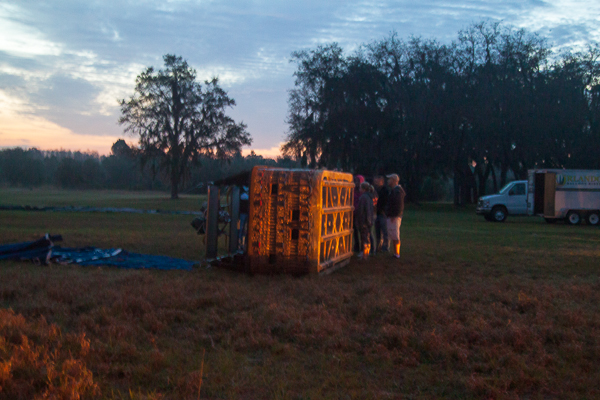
(119, 54), (252, 199)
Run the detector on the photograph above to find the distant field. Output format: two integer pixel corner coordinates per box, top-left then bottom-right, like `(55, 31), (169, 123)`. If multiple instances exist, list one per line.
(1, 190), (600, 399)
(0, 187), (205, 211)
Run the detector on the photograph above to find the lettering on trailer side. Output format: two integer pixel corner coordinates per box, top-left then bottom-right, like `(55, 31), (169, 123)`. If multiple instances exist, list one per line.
(556, 173), (600, 189)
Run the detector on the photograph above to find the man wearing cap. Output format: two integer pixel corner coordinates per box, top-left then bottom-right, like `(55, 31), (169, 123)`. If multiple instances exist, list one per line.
(385, 174), (406, 259)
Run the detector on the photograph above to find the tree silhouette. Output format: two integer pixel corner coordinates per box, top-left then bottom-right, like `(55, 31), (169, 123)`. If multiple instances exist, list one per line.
(119, 54), (252, 199)
(283, 22), (600, 204)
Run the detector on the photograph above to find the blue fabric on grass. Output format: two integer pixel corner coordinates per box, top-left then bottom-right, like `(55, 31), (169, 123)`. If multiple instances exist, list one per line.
(0, 235), (196, 271)
(52, 247), (195, 271)
(0, 234), (61, 263)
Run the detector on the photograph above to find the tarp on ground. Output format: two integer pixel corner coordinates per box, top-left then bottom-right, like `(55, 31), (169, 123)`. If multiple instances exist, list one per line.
(0, 235), (196, 271)
(0, 234), (62, 264)
(52, 247), (195, 270)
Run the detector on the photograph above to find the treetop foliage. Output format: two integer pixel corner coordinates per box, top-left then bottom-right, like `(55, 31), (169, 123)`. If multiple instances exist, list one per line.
(284, 21), (600, 204)
(119, 54), (252, 198)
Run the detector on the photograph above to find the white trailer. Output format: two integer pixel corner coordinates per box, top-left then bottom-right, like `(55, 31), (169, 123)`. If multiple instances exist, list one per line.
(527, 169), (600, 225)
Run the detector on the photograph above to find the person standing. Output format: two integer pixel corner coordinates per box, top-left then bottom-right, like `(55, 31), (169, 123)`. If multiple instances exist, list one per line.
(385, 174), (405, 259)
(352, 175), (365, 253)
(356, 182), (374, 260)
(367, 184), (378, 256)
(238, 187), (250, 250)
(373, 176), (390, 252)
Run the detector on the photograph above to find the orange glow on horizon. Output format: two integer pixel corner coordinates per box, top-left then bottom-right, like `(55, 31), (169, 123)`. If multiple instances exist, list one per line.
(0, 90), (120, 154)
(0, 116), (120, 155)
(242, 144), (282, 159)
(1, 111), (283, 159)
(0, 90), (282, 157)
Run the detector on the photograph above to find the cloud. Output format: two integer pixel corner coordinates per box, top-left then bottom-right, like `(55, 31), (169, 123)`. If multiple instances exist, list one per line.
(0, 4), (62, 58)
(0, 52), (141, 138)
(513, 0), (600, 49)
(0, 0), (598, 157)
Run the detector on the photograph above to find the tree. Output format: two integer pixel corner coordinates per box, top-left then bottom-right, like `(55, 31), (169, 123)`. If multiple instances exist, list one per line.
(283, 44), (346, 167)
(56, 157), (84, 188)
(119, 54), (252, 199)
(81, 157), (104, 188)
(0, 148), (45, 187)
(283, 23), (580, 204)
(111, 139), (134, 158)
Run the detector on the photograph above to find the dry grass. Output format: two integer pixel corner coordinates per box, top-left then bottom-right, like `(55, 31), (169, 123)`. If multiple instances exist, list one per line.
(1, 197), (600, 399)
(0, 308), (99, 399)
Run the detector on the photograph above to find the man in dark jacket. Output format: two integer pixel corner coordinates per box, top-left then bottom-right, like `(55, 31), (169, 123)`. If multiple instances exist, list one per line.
(374, 176), (390, 252)
(356, 182), (374, 260)
(385, 174), (406, 259)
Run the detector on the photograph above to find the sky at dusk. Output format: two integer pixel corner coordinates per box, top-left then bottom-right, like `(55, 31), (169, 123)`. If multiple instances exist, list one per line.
(0, 0), (599, 157)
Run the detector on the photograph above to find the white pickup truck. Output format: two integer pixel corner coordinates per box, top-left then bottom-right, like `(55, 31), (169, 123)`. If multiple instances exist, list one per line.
(477, 169), (600, 225)
(476, 180), (528, 222)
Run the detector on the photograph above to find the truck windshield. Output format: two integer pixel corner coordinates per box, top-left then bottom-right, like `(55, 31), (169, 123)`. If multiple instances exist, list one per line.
(498, 183), (513, 194)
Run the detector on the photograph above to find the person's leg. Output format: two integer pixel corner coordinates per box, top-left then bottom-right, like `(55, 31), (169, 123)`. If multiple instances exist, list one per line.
(375, 216), (382, 251)
(360, 226), (370, 260)
(388, 217), (401, 259)
(393, 241), (400, 258)
(384, 216), (389, 251)
(394, 217), (402, 258)
(353, 224), (360, 253)
(370, 229), (376, 255)
(379, 215), (389, 251)
(386, 217), (394, 256)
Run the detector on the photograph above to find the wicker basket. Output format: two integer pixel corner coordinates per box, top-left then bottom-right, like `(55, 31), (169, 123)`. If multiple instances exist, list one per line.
(246, 166), (355, 274)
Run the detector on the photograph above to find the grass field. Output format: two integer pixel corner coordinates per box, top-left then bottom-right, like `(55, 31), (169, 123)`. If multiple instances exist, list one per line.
(1, 189), (600, 399)
(0, 187), (204, 211)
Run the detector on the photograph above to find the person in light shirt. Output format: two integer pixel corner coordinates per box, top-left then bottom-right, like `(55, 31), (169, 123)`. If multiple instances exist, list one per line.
(385, 174), (406, 259)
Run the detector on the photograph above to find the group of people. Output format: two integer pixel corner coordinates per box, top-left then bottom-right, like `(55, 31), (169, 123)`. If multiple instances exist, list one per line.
(354, 173), (406, 261)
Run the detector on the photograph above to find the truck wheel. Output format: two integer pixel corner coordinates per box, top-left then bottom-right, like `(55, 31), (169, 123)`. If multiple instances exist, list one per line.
(567, 211), (581, 225)
(586, 212), (600, 226)
(491, 206), (507, 222)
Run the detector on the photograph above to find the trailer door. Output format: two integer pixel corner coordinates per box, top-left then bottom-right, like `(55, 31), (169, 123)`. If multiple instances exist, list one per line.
(543, 172), (556, 218)
(527, 172), (535, 215)
(534, 173), (545, 214)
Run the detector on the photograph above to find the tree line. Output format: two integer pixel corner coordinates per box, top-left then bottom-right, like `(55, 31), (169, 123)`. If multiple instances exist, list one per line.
(0, 142), (145, 190)
(283, 21), (600, 204)
(0, 141), (296, 192)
